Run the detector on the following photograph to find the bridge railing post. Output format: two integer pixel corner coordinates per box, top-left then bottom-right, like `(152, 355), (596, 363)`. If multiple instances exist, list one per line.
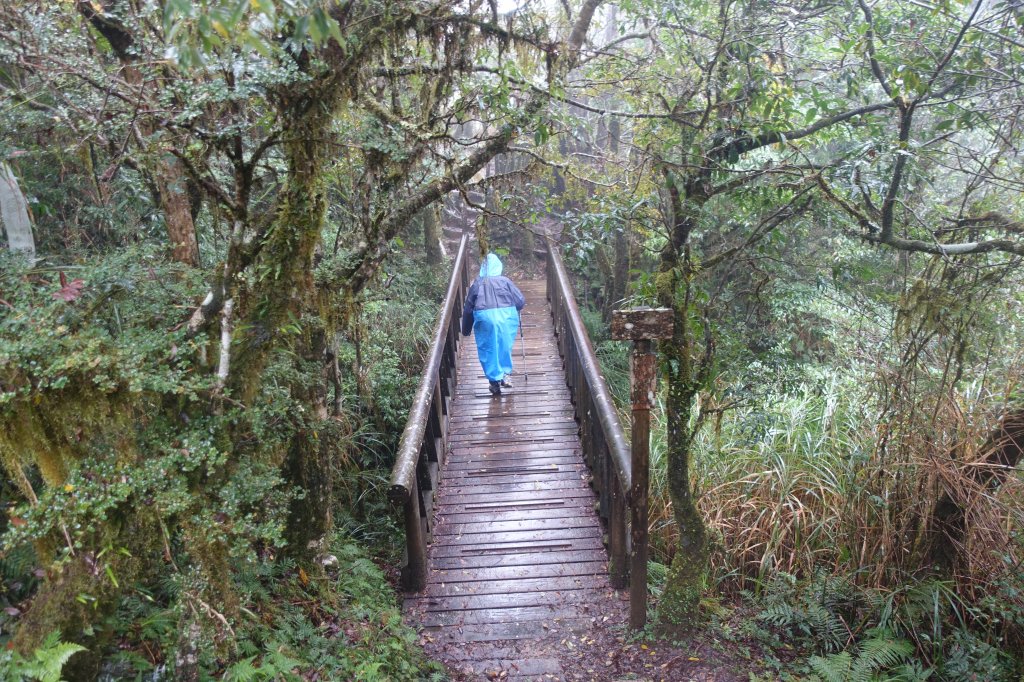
(611, 308), (673, 630)
(402, 476), (428, 591)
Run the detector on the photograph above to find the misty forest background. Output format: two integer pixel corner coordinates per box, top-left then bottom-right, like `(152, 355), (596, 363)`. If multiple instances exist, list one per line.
(1, 0), (1023, 680)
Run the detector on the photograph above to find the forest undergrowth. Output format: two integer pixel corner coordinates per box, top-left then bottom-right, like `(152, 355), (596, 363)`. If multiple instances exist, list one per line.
(0, 245), (447, 680)
(584, 266), (1024, 680)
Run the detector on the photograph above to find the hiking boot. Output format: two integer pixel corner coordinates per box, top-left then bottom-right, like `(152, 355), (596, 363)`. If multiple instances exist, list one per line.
(500, 377), (513, 389)
(488, 380), (502, 396)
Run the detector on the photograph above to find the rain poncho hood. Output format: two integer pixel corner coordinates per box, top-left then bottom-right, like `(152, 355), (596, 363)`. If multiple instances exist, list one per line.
(461, 254), (525, 383)
(480, 252), (503, 277)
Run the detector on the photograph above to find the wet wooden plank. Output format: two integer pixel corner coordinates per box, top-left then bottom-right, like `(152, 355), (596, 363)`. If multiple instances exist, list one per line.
(418, 604), (594, 627)
(451, 398), (574, 413)
(439, 503), (594, 521)
(450, 425), (580, 439)
(408, 588), (610, 613)
(449, 413), (577, 426)
(445, 460), (583, 476)
(439, 479), (593, 498)
(445, 453), (583, 468)
(440, 465), (585, 479)
(433, 516), (599, 537)
(435, 508), (596, 526)
(429, 530), (604, 553)
(413, 575), (610, 599)
(447, 443), (581, 456)
(437, 487), (596, 506)
(428, 552), (608, 571)
(431, 536), (605, 557)
(421, 619), (594, 642)
(449, 412), (576, 425)
(442, 463), (586, 479)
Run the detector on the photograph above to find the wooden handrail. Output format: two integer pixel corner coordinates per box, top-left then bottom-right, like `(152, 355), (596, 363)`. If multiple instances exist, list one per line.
(389, 233), (470, 591)
(544, 237), (633, 588)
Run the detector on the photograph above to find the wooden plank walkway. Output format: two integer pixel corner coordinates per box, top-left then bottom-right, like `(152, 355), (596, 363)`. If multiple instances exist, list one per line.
(404, 279), (622, 680)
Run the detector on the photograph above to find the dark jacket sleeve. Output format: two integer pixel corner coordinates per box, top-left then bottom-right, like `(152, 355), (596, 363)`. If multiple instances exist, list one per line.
(461, 281), (478, 336)
(509, 281), (526, 311)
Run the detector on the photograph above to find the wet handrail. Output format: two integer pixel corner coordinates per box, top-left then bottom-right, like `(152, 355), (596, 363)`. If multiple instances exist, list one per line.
(545, 237), (632, 586)
(389, 233), (470, 590)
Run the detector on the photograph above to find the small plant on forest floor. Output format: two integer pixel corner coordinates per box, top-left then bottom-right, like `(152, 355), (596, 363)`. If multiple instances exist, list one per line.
(805, 627), (920, 682)
(0, 631), (85, 682)
(220, 536), (444, 682)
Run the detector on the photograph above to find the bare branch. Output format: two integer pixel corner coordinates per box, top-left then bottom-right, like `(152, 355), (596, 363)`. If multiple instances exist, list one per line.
(857, 0), (895, 99)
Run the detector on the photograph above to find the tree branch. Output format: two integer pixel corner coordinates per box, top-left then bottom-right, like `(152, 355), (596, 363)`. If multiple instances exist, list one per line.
(857, 0), (894, 99)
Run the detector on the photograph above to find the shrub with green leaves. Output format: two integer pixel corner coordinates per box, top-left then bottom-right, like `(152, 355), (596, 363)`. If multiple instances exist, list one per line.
(0, 236), (454, 677)
(222, 538), (443, 682)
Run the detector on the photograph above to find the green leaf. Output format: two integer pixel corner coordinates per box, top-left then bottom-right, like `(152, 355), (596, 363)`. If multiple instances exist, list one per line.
(534, 122), (549, 146)
(293, 15), (311, 44)
(163, 0), (193, 34)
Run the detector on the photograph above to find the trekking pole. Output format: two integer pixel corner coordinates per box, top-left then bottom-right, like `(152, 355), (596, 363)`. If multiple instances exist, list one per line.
(520, 317), (528, 384)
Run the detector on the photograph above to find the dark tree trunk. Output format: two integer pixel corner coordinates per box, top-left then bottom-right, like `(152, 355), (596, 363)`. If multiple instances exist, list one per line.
(155, 157), (201, 266)
(926, 409), (1024, 572)
(283, 327), (334, 559)
(655, 170), (710, 631)
(78, 1), (200, 267)
(611, 224), (630, 310)
(422, 204), (443, 265)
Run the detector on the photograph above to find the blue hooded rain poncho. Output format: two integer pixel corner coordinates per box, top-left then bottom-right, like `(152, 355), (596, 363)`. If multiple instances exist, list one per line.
(461, 253), (526, 384)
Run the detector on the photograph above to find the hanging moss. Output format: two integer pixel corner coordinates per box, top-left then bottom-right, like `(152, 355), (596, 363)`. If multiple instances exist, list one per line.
(0, 387), (124, 489)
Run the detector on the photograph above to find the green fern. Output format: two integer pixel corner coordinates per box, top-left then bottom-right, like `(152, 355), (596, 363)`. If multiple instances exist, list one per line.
(223, 656), (261, 682)
(851, 629), (913, 677)
(222, 647), (303, 682)
(0, 631), (86, 682)
(808, 629), (914, 682)
(809, 650), (853, 682)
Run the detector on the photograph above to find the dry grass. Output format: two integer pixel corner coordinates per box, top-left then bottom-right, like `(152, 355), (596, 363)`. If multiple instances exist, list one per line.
(646, 369), (1024, 605)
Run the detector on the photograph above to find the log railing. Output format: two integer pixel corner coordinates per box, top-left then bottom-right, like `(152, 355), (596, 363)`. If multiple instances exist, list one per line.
(544, 238), (633, 588)
(389, 233), (471, 591)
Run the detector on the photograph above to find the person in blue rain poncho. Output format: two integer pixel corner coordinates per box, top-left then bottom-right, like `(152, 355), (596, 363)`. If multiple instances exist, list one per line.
(461, 253), (526, 396)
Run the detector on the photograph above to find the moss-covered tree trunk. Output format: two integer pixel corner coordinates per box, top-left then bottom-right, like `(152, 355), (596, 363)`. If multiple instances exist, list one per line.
(229, 63), (343, 562)
(655, 171), (711, 631)
(282, 322), (335, 558)
(422, 204), (444, 265)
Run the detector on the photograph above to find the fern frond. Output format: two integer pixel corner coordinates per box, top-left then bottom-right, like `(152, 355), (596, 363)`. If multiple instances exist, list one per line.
(851, 632), (912, 677)
(809, 651), (853, 682)
(223, 655), (260, 682)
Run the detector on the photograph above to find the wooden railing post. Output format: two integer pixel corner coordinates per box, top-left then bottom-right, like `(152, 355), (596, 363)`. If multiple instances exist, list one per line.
(629, 340), (654, 627)
(402, 476), (428, 591)
(609, 475), (628, 588)
(611, 308), (673, 630)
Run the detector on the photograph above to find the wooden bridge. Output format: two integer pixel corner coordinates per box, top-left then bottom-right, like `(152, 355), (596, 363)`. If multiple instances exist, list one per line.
(390, 235), (637, 678)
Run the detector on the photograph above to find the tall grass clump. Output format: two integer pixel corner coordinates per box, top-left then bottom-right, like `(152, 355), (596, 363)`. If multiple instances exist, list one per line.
(696, 369), (877, 587)
(643, 359), (1024, 675)
(646, 368), (878, 582)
